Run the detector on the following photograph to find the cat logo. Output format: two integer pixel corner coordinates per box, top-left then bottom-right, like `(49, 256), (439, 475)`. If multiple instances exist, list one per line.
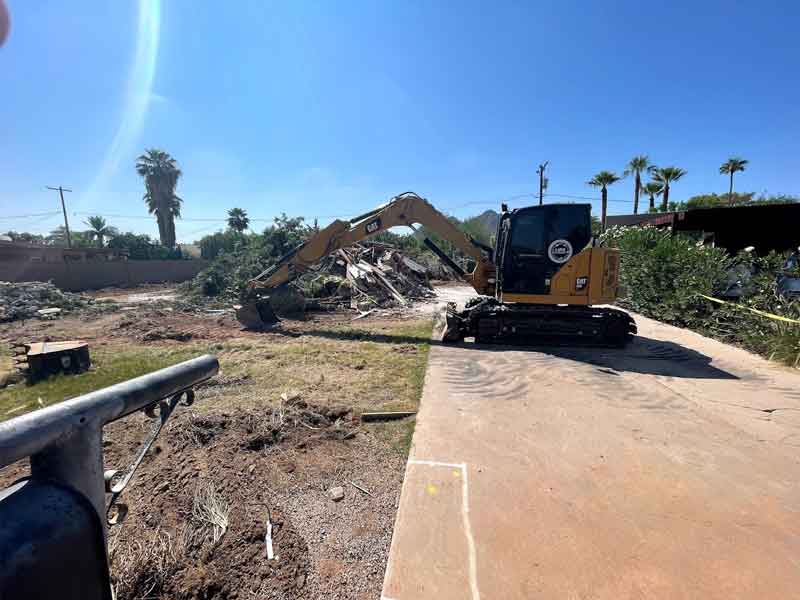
(547, 239), (573, 264)
(365, 218), (382, 235)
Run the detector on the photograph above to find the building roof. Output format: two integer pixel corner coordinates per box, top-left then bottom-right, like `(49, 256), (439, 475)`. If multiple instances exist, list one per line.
(606, 203), (800, 254)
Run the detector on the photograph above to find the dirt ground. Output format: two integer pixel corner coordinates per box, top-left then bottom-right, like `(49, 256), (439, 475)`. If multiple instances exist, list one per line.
(0, 291), (434, 599)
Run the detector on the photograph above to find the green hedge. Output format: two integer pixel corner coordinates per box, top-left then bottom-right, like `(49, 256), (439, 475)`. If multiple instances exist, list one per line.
(600, 226), (800, 367)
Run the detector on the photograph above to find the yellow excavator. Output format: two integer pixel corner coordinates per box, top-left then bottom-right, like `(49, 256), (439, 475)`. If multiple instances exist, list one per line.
(236, 192), (636, 346)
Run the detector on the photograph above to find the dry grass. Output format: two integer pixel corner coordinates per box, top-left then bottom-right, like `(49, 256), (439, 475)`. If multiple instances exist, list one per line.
(109, 527), (182, 600)
(201, 319), (432, 414)
(192, 480), (230, 545)
(0, 346), (196, 420)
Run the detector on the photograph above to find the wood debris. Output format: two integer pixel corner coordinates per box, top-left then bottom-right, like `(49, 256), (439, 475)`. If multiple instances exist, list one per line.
(297, 242), (436, 313)
(350, 481), (373, 496)
(360, 411), (417, 422)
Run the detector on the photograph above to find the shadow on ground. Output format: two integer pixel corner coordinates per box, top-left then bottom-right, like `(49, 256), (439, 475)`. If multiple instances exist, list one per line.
(286, 328), (739, 381)
(522, 336), (739, 380)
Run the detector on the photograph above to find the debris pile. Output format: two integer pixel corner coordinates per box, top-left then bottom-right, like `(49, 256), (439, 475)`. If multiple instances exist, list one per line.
(299, 242), (437, 312)
(0, 281), (89, 322)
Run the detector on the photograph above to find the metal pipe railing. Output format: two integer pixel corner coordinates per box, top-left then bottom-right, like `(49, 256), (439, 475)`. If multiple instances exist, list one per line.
(0, 354), (219, 533)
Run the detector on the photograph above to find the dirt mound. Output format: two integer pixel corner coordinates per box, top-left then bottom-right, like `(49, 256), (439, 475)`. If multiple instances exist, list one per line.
(178, 399), (357, 454)
(105, 400), (359, 600)
(114, 311), (197, 342)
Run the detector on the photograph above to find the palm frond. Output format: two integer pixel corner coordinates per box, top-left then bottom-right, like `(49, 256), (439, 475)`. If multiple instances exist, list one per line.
(626, 155), (650, 174)
(642, 182), (664, 195)
(651, 166), (686, 184)
(588, 170), (621, 187)
(720, 157), (748, 174)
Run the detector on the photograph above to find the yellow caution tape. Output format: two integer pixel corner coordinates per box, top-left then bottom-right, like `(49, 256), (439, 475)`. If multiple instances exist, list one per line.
(698, 294), (800, 325)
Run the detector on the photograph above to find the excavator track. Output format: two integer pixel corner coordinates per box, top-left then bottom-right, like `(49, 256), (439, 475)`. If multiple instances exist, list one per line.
(443, 298), (637, 347)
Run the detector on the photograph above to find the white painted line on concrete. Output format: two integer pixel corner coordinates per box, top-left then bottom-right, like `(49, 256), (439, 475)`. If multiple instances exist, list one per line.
(407, 458), (481, 600)
(461, 464), (480, 600)
(408, 459), (465, 469)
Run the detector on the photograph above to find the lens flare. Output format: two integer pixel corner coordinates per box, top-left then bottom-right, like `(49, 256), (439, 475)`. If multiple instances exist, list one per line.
(81, 0), (160, 208)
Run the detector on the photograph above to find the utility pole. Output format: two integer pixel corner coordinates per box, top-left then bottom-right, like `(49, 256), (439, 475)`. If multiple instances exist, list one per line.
(46, 186), (73, 248)
(537, 161), (549, 206)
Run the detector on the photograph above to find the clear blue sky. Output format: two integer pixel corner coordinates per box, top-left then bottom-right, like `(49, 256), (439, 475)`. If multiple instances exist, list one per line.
(1, 1), (798, 242)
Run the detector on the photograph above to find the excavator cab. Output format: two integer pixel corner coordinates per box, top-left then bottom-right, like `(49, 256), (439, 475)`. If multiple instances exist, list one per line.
(495, 204), (592, 296)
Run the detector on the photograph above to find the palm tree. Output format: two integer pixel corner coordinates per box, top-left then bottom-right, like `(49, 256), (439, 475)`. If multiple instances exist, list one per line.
(587, 171), (621, 231)
(641, 182), (663, 212)
(135, 149), (183, 247)
(227, 208), (250, 233)
(719, 157), (748, 204)
(623, 155), (650, 215)
(650, 166), (687, 211)
(84, 215), (116, 247)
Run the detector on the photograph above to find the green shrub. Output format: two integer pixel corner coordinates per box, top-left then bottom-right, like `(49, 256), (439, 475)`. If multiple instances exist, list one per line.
(602, 226), (800, 367)
(107, 232), (182, 259)
(189, 214), (315, 299)
(198, 230), (252, 260)
(600, 226), (732, 327)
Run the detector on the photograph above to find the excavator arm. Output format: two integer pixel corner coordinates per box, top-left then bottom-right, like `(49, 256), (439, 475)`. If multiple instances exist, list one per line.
(237, 192), (496, 327)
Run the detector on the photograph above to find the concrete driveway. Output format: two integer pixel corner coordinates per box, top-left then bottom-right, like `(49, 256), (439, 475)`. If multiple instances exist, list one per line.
(383, 288), (800, 599)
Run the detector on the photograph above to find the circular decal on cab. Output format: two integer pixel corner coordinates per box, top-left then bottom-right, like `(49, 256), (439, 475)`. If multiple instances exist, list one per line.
(547, 239), (573, 264)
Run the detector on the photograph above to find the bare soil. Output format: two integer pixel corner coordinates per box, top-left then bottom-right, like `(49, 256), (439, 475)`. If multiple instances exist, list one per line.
(0, 295), (432, 599)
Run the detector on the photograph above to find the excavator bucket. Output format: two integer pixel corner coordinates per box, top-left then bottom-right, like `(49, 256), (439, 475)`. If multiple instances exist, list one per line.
(235, 298), (279, 329)
(437, 303), (466, 343)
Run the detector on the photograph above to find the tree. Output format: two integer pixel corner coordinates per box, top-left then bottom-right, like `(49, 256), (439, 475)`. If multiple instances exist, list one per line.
(135, 149), (183, 247)
(262, 214), (311, 259)
(4, 231), (45, 244)
(719, 157), (748, 204)
(46, 226), (93, 247)
(107, 231), (181, 260)
(460, 216), (493, 246)
(641, 182), (663, 212)
(682, 192), (753, 210)
(84, 215), (116, 247)
(227, 207), (250, 233)
(650, 166), (687, 211)
(623, 155), (650, 215)
(198, 229), (253, 260)
(587, 171), (621, 231)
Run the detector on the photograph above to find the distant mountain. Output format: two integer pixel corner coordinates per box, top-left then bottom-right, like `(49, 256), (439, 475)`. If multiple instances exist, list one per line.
(473, 209), (500, 234)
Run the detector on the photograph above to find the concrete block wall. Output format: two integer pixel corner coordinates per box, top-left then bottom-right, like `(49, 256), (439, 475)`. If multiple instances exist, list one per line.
(0, 260), (209, 292)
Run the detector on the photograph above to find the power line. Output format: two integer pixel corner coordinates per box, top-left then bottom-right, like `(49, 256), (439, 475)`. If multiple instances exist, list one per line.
(545, 192), (630, 204)
(0, 211), (62, 220)
(1, 190), (636, 234)
(0, 213), (61, 232)
(71, 210), (365, 223)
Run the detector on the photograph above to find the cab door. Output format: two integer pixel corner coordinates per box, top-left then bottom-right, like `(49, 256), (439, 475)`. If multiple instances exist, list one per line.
(500, 205), (591, 297)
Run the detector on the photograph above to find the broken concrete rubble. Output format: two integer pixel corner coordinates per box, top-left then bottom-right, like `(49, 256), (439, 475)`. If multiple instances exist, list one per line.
(0, 281), (89, 322)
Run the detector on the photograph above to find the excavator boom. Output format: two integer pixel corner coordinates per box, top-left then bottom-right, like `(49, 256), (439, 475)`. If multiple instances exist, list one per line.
(236, 192), (495, 328)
